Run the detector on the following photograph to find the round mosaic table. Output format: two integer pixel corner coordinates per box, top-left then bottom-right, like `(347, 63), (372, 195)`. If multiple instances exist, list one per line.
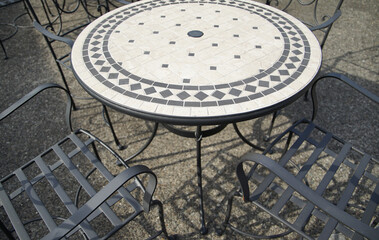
(71, 0), (322, 234)
(71, 0), (321, 126)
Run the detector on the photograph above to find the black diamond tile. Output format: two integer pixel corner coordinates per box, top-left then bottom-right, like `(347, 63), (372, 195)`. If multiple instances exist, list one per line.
(109, 73), (119, 79)
(292, 49), (302, 55)
(195, 92), (208, 101)
(233, 34), (239, 37)
(256, 45), (262, 49)
(291, 37), (300, 41)
(288, 31), (296, 35)
(214, 25), (219, 28)
(162, 64), (169, 68)
(210, 66), (217, 70)
(252, 26), (258, 29)
(290, 56), (301, 62)
(94, 60), (105, 65)
(177, 91), (191, 100)
(129, 40), (135, 43)
(131, 83), (142, 90)
(169, 41), (176, 44)
(91, 41), (101, 46)
(279, 70), (290, 75)
(144, 51), (150, 55)
(100, 66), (111, 72)
(293, 43), (302, 48)
(183, 78), (191, 83)
(91, 53), (101, 58)
(245, 85), (257, 92)
(160, 89), (173, 98)
(258, 80), (269, 88)
(270, 75), (281, 82)
(90, 47), (100, 52)
(188, 53), (195, 56)
(212, 43), (218, 47)
(144, 87), (157, 95)
(119, 78), (129, 85)
(285, 63), (296, 69)
(229, 88), (242, 96)
(98, 29), (106, 33)
(93, 35), (102, 39)
(212, 90), (225, 99)
(234, 55), (241, 59)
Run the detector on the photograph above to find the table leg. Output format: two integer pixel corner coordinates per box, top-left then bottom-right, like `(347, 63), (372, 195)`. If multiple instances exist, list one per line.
(162, 124), (227, 235)
(195, 126), (208, 235)
(102, 104), (126, 150)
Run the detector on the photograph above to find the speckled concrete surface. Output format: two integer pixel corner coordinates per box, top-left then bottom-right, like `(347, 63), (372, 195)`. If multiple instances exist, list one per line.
(0, 0), (378, 239)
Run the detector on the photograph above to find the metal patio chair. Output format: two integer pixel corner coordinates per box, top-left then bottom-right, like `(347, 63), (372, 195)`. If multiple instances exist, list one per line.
(24, 0), (111, 102)
(218, 72), (379, 239)
(0, 83), (172, 239)
(32, 20), (125, 151)
(262, 0), (345, 141)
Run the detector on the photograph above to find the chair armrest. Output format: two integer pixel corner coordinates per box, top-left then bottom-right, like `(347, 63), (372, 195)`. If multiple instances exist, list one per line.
(0, 83), (73, 131)
(237, 153), (379, 239)
(310, 72), (379, 120)
(41, 165), (157, 240)
(309, 9), (342, 31)
(33, 21), (74, 48)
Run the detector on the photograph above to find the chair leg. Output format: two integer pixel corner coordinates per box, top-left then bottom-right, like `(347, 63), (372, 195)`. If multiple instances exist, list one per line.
(0, 220), (14, 239)
(152, 200), (173, 240)
(216, 192), (237, 236)
(0, 40), (9, 60)
(303, 89), (309, 101)
(264, 110), (280, 142)
(102, 104), (126, 150)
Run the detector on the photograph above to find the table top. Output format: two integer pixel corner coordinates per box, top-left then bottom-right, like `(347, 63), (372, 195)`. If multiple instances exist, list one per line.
(71, 0), (321, 125)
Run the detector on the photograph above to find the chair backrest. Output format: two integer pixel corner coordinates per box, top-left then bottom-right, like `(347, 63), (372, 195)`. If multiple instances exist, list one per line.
(24, 0), (116, 96)
(0, 83), (169, 239)
(264, 0), (345, 49)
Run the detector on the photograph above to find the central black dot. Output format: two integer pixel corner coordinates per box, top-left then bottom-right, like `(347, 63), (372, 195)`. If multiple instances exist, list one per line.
(188, 30), (204, 38)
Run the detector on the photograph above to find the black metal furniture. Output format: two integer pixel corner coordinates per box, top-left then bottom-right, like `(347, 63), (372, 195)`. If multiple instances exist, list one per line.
(24, 0), (108, 98)
(32, 20), (125, 151)
(70, 0), (323, 234)
(0, 83), (171, 239)
(262, 0), (345, 141)
(217, 72), (379, 239)
(0, 0), (31, 59)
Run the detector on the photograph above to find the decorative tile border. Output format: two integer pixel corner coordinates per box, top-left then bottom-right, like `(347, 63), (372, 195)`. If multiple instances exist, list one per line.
(72, 0), (321, 120)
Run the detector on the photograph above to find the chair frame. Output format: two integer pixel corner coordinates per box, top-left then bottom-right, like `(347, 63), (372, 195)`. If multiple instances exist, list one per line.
(218, 72), (379, 239)
(262, 0), (345, 141)
(0, 83), (171, 239)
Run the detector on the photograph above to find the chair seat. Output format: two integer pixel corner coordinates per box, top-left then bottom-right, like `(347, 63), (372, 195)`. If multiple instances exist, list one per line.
(0, 81), (171, 239)
(239, 118), (379, 239)
(0, 128), (154, 239)
(218, 73), (379, 239)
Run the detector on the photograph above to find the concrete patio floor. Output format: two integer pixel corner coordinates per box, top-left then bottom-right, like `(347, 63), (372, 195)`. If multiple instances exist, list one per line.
(0, 0), (378, 239)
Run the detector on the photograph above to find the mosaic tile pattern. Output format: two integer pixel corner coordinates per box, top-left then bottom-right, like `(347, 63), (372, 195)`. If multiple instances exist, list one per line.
(72, 0), (321, 121)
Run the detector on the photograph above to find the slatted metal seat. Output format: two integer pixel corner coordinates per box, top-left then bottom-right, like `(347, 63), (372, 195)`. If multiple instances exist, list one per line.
(218, 73), (379, 239)
(0, 83), (172, 239)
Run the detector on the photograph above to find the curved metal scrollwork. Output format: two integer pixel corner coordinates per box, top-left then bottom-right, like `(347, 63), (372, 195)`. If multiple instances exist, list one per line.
(266, 0), (344, 40)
